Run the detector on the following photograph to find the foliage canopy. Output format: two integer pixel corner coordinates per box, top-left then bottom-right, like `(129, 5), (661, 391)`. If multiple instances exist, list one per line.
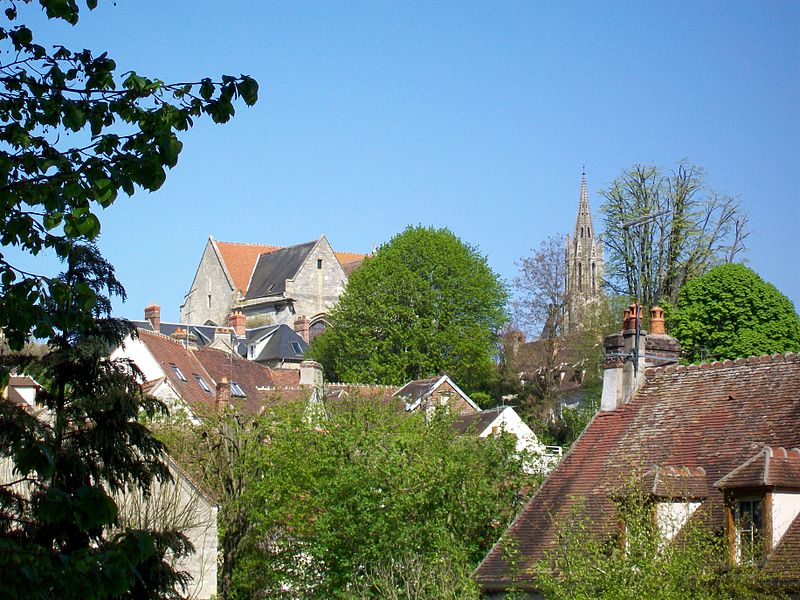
(0, 2), (257, 597)
(601, 163), (749, 308)
(309, 226), (508, 393)
(231, 396), (536, 598)
(670, 263), (800, 363)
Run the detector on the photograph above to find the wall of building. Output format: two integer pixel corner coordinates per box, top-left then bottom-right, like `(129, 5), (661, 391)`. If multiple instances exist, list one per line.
(110, 334), (164, 383)
(772, 491), (800, 549)
(115, 463), (218, 599)
(655, 501), (701, 542)
(180, 240), (235, 326)
(426, 380), (478, 415)
(286, 238), (347, 323)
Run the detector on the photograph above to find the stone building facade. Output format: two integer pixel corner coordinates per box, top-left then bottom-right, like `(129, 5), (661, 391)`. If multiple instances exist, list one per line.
(564, 171), (604, 331)
(180, 236), (364, 336)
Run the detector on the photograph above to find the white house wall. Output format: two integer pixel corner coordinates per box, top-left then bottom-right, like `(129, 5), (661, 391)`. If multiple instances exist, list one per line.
(655, 501), (701, 542)
(772, 491), (800, 549)
(110, 334), (165, 384)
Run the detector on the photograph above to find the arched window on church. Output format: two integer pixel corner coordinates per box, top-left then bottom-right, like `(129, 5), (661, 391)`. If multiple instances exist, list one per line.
(578, 262), (583, 292)
(580, 227), (584, 238)
(592, 262), (596, 293)
(309, 319), (328, 341)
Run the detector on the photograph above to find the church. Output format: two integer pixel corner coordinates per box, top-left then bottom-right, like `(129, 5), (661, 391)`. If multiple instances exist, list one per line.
(564, 171), (604, 331)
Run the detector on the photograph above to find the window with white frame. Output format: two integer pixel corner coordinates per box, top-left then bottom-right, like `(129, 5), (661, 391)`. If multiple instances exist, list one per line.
(170, 363), (187, 382)
(230, 381), (246, 398)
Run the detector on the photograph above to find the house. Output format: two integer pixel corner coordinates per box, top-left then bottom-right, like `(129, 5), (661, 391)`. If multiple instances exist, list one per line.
(452, 406), (562, 474)
(393, 374), (481, 415)
(179, 236), (365, 335)
(110, 326), (328, 421)
(474, 306), (800, 597)
(0, 376), (219, 600)
(139, 303), (309, 369)
(394, 375), (559, 473)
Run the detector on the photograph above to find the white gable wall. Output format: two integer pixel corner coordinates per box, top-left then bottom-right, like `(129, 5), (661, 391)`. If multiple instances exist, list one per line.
(110, 334), (164, 383)
(772, 491), (800, 549)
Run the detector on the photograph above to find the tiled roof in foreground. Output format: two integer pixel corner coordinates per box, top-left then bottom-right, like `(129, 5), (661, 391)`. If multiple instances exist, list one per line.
(474, 353), (800, 592)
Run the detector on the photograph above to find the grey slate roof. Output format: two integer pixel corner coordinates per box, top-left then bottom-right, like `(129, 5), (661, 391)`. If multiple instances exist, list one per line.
(131, 320), (230, 346)
(392, 376), (441, 405)
(451, 405), (509, 435)
(245, 324), (308, 362)
(245, 240), (317, 300)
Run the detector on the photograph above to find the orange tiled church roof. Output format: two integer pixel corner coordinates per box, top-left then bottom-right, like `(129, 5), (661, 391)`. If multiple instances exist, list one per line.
(214, 240), (366, 293)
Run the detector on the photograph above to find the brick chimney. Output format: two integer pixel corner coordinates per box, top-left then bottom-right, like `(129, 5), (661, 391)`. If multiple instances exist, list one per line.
(645, 306), (681, 365)
(601, 303), (646, 411)
(227, 310), (246, 337)
(170, 327), (198, 350)
(601, 304), (681, 411)
(294, 315), (310, 344)
(215, 377), (231, 411)
(144, 303), (160, 333)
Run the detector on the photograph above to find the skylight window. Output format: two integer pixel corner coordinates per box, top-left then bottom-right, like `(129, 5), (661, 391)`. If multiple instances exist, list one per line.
(194, 374), (211, 393)
(230, 381), (246, 397)
(291, 341), (303, 354)
(171, 364), (187, 382)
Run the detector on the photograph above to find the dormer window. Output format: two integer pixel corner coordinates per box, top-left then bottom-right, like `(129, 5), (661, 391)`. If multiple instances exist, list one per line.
(291, 342), (303, 354)
(170, 364), (187, 382)
(230, 381), (246, 397)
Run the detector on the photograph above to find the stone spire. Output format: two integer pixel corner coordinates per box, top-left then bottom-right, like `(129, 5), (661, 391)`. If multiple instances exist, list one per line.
(573, 169), (595, 243)
(565, 169), (604, 332)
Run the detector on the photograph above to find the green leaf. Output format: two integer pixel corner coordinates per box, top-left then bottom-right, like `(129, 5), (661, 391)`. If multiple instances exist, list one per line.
(237, 76), (259, 106)
(199, 78), (214, 100)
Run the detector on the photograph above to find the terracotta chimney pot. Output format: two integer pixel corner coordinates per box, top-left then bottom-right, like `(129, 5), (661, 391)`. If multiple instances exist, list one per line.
(650, 306), (666, 335)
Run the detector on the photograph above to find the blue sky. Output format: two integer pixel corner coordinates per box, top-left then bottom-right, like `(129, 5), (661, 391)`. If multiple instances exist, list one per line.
(14, 1), (800, 323)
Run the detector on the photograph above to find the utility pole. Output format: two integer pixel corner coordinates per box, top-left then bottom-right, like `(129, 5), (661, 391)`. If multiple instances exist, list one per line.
(621, 209), (670, 377)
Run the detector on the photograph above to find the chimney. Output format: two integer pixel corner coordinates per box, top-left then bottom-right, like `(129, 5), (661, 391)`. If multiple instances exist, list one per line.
(227, 310), (246, 337)
(645, 305), (681, 366)
(170, 327), (198, 350)
(649, 306), (665, 335)
(294, 315), (310, 344)
(144, 303), (161, 333)
(601, 303), (646, 411)
(601, 304), (681, 411)
(299, 360), (324, 390)
(215, 377), (231, 411)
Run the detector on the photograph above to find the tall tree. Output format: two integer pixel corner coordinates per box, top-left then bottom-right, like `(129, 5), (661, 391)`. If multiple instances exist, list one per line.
(0, 2), (257, 596)
(670, 263), (800, 363)
(0, 0), (257, 351)
(600, 163), (749, 307)
(232, 396), (535, 598)
(308, 226), (508, 393)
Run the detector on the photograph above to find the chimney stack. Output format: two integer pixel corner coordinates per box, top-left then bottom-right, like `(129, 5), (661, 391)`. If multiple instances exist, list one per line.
(144, 303), (161, 333)
(170, 327), (199, 350)
(294, 315), (310, 344)
(215, 377), (231, 411)
(299, 360), (324, 390)
(601, 304), (680, 411)
(227, 310), (246, 337)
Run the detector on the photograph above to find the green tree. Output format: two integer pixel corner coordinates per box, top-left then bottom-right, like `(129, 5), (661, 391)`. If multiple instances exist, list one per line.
(309, 226), (508, 393)
(670, 263), (800, 363)
(232, 396), (535, 598)
(601, 163), (749, 308)
(0, 0), (257, 350)
(0, 2), (257, 597)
